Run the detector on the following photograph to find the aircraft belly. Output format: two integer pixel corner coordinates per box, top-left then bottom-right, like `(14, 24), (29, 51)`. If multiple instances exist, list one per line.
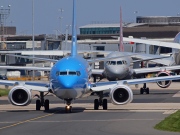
(54, 88), (85, 99)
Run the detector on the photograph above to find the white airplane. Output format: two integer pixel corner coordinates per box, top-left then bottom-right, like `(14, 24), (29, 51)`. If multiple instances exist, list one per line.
(88, 6), (179, 94)
(1, 0), (180, 113)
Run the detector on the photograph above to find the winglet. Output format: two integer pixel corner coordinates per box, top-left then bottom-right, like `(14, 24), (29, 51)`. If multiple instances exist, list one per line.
(71, 0), (77, 56)
(119, 6), (124, 52)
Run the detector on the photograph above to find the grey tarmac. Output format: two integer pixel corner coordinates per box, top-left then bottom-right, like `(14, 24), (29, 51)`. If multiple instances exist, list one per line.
(0, 82), (180, 135)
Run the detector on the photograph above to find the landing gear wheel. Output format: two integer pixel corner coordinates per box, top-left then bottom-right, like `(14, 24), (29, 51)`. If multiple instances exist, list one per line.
(65, 106), (72, 113)
(140, 88), (144, 94)
(94, 99), (99, 110)
(146, 88), (149, 94)
(44, 99), (49, 111)
(102, 99), (107, 110)
(70, 106), (72, 113)
(36, 99), (41, 110)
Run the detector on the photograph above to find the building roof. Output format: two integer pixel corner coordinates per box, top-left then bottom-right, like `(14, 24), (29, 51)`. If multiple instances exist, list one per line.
(79, 23), (148, 29)
(79, 23), (121, 28)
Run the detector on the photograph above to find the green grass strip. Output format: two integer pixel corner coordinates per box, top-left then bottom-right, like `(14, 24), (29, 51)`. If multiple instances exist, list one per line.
(155, 110), (180, 132)
(0, 89), (9, 97)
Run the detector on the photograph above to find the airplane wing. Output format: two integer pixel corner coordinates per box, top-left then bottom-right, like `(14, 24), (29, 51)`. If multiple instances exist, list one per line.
(0, 80), (49, 92)
(87, 54), (135, 63)
(6, 54), (58, 62)
(0, 66), (51, 71)
(132, 54), (172, 66)
(3, 50), (173, 66)
(91, 75), (180, 92)
(0, 50), (111, 56)
(133, 65), (180, 75)
(123, 37), (180, 49)
(7, 54), (135, 64)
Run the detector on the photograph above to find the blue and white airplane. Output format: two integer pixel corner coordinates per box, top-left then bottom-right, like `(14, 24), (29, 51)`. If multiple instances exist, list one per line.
(1, 0), (180, 113)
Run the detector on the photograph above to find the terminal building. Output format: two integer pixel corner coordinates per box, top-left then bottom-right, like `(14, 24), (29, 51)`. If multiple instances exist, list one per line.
(0, 16), (180, 75)
(79, 16), (180, 39)
(77, 16), (180, 56)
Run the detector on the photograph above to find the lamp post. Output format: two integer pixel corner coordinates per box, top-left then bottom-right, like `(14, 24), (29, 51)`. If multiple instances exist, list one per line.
(58, 8), (64, 39)
(59, 16), (63, 36)
(65, 25), (71, 50)
(32, 0), (35, 80)
(134, 11), (138, 23)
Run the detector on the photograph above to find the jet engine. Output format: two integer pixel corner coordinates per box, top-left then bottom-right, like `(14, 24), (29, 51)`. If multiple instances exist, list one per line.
(8, 85), (32, 106)
(110, 85), (133, 105)
(156, 71), (171, 88)
(175, 52), (180, 65)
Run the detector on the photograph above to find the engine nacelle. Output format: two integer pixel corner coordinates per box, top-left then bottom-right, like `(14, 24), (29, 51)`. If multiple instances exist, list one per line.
(110, 85), (133, 105)
(175, 52), (180, 65)
(156, 71), (171, 88)
(8, 86), (32, 106)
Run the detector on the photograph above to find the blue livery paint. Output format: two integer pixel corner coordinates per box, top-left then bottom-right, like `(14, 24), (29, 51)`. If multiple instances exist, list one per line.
(49, 0), (91, 100)
(50, 55), (90, 99)
(71, 0), (77, 56)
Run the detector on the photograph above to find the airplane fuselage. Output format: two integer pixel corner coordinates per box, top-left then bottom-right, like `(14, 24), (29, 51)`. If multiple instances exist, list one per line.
(104, 51), (133, 81)
(50, 55), (91, 99)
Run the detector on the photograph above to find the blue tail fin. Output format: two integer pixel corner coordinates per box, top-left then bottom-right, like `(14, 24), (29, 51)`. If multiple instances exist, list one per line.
(71, 0), (77, 56)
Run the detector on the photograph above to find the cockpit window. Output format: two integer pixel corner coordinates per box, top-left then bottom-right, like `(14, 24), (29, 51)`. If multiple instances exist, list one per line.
(109, 61), (116, 65)
(117, 61), (122, 65)
(59, 71), (67, 75)
(106, 61), (110, 65)
(58, 71), (81, 76)
(56, 71), (59, 76)
(69, 71), (77, 75)
(77, 71), (81, 76)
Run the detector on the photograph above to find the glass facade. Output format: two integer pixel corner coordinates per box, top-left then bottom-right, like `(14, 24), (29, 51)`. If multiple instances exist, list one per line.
(80, 27), (120, 35)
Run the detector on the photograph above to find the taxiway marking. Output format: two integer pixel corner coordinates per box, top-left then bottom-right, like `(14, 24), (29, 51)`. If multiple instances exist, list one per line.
(172, 91), (180, 97)
(0, 111), (59, 130)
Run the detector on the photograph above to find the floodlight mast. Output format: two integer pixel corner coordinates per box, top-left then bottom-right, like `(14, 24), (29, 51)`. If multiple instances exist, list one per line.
(32, 0), (35, 80)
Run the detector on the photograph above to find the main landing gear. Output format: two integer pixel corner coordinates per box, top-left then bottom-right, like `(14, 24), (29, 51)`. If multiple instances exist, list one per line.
(140, 83), (149, 94)
(94, 91), (108, 110)
(35, 92), (50, 111)
(64, 99), (73, 113)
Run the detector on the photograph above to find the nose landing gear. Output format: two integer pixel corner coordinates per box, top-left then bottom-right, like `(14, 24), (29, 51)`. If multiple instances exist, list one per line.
(65, 105), (72, 113)
(65, 99), (73, 113)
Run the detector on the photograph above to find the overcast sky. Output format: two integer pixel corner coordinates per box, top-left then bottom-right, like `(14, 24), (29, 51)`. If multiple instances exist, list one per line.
(1, 0), (180, 35)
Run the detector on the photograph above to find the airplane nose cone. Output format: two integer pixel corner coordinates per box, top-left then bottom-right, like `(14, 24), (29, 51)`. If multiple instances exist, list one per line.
(59, 77), (76, 89)
(108, 67), (124, 75)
